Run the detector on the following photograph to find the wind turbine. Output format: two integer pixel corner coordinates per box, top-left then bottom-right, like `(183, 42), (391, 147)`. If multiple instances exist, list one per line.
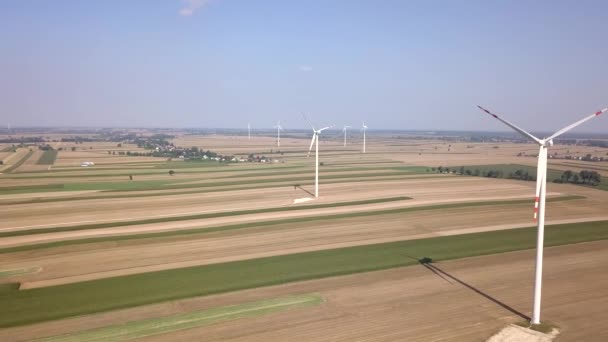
(304, 115), (332, 198)
(273, 121), (283, 147)
(247, 123), (251, 140)
(361, 122), (368, 153)
(478, 104), (606, 325)
(342, 125), (351, 147)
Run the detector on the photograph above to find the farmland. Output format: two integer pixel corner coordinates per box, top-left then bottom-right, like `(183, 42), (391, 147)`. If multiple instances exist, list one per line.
(1, 132), (608, 341)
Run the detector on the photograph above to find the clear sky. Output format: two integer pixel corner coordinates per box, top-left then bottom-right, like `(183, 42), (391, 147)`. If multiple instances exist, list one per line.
(1, 0), (607, 133)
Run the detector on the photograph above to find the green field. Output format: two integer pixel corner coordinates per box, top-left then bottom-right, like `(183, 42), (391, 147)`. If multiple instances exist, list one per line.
(35, 294), (323, 342)
(0, 166), (430, 195)
(2, 219), (607, 328)
(0, 266), (41, 279)
(36, 150), (58, 165)
(0, 196), (583, 254)
(0, 174), (442, 206)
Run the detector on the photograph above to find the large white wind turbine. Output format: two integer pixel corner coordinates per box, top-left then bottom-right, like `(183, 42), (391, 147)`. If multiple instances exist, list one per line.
(361, 122), (368, 153)
(478, 105), (606, 325)
(304, 115), (332, 198)
(273, 121), (283, 147)
(342, 125), (351, 147)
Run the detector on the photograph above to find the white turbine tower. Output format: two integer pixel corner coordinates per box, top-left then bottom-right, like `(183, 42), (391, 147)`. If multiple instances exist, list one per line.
(247, 123), (251, 140)
(342, 125), (351, 147)
(274, 121), (283, 147)
(361, 122), (368, 153)
(304, 115), (332, 198)
(478, 105), (606, 325)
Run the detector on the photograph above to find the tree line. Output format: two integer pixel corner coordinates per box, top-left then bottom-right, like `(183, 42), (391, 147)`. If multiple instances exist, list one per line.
(432, 166), (601, 186)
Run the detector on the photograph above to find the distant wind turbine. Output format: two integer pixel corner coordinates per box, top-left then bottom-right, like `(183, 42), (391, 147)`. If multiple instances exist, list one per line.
(247, 123), (251, 140)
(273, 121), (283, 147)
(342, 125), (351, 147)
(361, 122), (368, 153)
(478, 104), (606, 325)
(304, 115), (332, 198)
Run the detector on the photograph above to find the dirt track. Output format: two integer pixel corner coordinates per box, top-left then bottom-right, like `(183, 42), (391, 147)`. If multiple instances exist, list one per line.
(3, 240), (608, 341)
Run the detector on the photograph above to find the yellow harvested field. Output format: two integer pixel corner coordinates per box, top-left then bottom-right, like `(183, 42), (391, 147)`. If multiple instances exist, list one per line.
(1, 133), (607, 341)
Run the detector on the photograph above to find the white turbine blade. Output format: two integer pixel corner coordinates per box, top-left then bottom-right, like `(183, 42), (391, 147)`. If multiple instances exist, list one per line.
(302, 114), (316, 131)
(477, 105), (542, 145)
(307, 133), (316, 157)
(317, 126), (332, 132)
(546, 107), (607, 141)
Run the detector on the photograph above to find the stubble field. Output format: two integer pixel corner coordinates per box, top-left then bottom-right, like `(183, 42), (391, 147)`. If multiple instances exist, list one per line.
(1, 132), (607, 341)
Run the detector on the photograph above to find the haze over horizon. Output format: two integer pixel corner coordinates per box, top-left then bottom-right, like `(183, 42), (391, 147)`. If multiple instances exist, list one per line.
(1, 0), (607, 133)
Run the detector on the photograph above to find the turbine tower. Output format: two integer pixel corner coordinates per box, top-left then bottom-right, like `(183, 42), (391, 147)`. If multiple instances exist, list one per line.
(342, 125), (351, 147)
(273, 121), (283, 147)
(478, 105), (606, 325)
(304, 115), (332, 198)
(247, 123), (251, 140)
(361, 122), (368, 153)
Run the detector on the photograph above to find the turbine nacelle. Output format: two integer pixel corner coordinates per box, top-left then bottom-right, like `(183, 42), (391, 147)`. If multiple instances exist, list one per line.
(478, 103), (606, 325)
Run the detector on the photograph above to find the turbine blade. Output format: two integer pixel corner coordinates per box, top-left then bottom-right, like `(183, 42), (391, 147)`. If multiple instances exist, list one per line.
(307, 133), (316, 157)
(546, 107), (607, 141)
(302, 114), (316, 131)
(318, 126), (332, 132)
(477, 105), (542, 144)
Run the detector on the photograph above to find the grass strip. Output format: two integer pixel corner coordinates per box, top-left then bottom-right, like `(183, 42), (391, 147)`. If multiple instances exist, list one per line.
(2, 150), (34, 173)
(0, 169), (418, 195)
(36, 150), (58, 165)
(0, 266), (41, 279)
(0, 196), (412, 238)
(3, 164), (303, 178)
(1, 219), (608, 328)
(0, 174), (442, 205)
(34, 294), (323, 342)
(0, 195), (584, 254)
(0, 183), (65, 193)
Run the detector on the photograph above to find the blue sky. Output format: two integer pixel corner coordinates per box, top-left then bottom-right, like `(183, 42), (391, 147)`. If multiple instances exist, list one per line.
(1, 0), (607, 132)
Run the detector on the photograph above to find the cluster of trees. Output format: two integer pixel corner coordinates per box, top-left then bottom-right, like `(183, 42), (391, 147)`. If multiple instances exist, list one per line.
(554, 170), (601, 186)
(0, 137), (45, 143)
(60, 137), (95, 143)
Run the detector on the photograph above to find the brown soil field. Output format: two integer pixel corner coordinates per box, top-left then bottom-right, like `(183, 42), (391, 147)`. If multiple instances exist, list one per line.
(177, 135), (608, 173)
(13, 150), (48, 172)
(3, 182), (604, 288)
(1, 133), (607, 341)
(53, 150), (166, 167)
(0, 176), (535, 230)
(0, 148), (30, 171)
(3, 240), (608, 342)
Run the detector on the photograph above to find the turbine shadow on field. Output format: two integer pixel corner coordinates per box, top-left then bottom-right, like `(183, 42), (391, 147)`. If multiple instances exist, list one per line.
(418, 258), (530, 321)
(294, 184), (315, 197)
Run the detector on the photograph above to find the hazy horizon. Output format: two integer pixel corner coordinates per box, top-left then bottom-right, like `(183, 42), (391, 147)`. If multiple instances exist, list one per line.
(1, 0), (607, 133)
